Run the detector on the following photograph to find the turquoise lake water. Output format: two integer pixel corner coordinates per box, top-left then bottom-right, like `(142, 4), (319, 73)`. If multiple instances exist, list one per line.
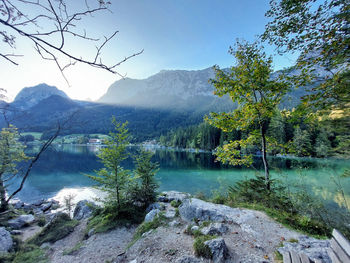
(9, 145), (350, 211)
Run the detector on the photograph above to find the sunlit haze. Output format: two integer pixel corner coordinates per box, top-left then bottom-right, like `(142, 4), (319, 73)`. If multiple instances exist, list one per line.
(1, 0), (298, 102)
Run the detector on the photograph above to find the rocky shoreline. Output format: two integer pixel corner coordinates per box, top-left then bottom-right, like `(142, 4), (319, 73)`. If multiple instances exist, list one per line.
(0, 191), (332, 263)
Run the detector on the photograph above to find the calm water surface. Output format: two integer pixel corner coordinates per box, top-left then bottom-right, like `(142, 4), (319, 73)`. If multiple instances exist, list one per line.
(9, 145), (350, 210)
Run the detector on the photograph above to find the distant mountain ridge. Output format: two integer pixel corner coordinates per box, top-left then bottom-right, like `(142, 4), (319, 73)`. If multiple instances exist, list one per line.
(2, 65), (319, 141)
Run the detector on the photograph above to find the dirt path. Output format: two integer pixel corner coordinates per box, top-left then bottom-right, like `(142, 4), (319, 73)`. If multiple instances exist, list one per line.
(49, 219), (136, 263)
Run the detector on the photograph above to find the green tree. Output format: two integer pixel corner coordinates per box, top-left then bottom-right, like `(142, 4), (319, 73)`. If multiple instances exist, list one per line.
(88, 117), (130, 210)
(292, 126), (312, 157)
(0, 126), (28, 211)
(131, 149), (159, 208)
(315, 128), (331, 157)
(206, 40), (292, 190)
(263, 0), (350, 110)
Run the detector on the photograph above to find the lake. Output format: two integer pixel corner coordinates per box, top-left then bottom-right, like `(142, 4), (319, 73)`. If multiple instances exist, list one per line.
(8, 145), (350, 211)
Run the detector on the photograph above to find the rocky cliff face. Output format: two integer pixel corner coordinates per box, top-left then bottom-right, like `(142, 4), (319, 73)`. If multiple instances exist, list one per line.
(98, 68), (221, 110)
(13, 83), (68, 110)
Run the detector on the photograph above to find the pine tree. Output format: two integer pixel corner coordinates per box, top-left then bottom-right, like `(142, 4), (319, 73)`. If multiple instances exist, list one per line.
(88, 117), (130, 210)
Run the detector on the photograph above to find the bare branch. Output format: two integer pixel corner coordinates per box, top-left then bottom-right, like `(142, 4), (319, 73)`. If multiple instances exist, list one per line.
(0, 0), (142, 82)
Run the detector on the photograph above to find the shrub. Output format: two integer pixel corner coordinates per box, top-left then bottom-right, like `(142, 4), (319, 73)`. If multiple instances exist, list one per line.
(193, 235), (215, 258)
(29, 213), (78, 245)
(170, 200), (181, 208)
(12, 244), (48, 263)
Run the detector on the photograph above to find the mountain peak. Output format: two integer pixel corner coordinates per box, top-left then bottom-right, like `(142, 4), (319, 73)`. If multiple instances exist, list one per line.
(13, 83), (68, 110)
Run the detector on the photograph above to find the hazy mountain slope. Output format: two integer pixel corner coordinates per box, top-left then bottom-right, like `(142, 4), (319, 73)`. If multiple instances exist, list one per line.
(98, 67), (309, 111)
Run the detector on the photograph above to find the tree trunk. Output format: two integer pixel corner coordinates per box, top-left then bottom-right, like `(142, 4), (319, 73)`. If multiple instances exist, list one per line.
(115, 168), (120, 210)
(260, 125), (271, 191)
(0, 179), (8, 212)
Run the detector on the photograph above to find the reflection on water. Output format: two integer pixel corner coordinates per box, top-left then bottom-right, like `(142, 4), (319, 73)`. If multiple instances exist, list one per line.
(8, 145), (350, 211)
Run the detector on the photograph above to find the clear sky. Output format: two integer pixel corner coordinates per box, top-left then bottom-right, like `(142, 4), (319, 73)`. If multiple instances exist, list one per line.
(1, 0), (298, 101)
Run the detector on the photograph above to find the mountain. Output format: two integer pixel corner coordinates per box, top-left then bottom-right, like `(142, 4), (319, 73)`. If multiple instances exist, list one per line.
(98, 68), (235, 112)
(98, 67), (310, 111)
(2, 66), (318, 141)
(12, 83), (69, 110)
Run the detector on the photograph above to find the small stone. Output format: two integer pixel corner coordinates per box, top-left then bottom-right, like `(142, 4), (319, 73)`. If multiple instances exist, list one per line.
(142, 230), (153, 237)
(10, 230), (22, 235)
(128, 260), (137, 263)
(191, 226), (199, 232)
(88, 228), (95, 237)
(40, 242), (51, 249)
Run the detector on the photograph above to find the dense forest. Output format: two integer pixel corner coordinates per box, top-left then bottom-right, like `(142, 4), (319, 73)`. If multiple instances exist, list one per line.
(159, 109), (350, 158)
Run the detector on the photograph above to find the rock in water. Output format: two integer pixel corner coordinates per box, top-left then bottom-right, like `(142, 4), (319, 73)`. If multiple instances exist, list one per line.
(73, 200), (96, 220)
(8, 214), (35, 229)
(204, 238), (228, 263)
(0, 227), (13, 252)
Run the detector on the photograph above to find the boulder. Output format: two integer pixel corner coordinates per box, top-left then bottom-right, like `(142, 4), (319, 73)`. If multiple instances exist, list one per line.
(73, 200), (96, 220)
(204, 238), (228, 263)
(176, 256), (201, 263)
(144, 209), (160, 222)
(201, 223), (228, 236)
(278, 235), (331, 263)
(158, 191), (190, 203)
(8, 214), (35, 229)
(179, 198), (255, 224)
(0, 227), (13, 253)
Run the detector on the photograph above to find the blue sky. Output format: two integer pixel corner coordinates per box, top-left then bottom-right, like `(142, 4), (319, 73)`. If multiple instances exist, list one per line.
(1, 0), (298, 101)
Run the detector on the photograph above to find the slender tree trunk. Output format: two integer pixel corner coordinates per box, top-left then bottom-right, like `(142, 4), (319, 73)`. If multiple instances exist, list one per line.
(0, 179), (8, 212)
(260, 125), (271, 191)
(115, 168), (120, 210)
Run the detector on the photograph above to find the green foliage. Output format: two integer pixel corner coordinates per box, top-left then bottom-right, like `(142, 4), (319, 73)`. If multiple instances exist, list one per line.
(86, 201), (145, 235)
(37, 215), (46, 227)
(193, 235), (215, 258)
(0, 125), (30, 211)
(263, 0), (350, 110)
(228, 175), (293, 211)
(12, 244), (48, 263)
(207, 40), (294, 189)
(170, 200), (181, 208)
(29, 213), (78, 246)
(128, 149), (159, 208)
(129, 213), (166, 247)
(87, 117), (131, 209)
